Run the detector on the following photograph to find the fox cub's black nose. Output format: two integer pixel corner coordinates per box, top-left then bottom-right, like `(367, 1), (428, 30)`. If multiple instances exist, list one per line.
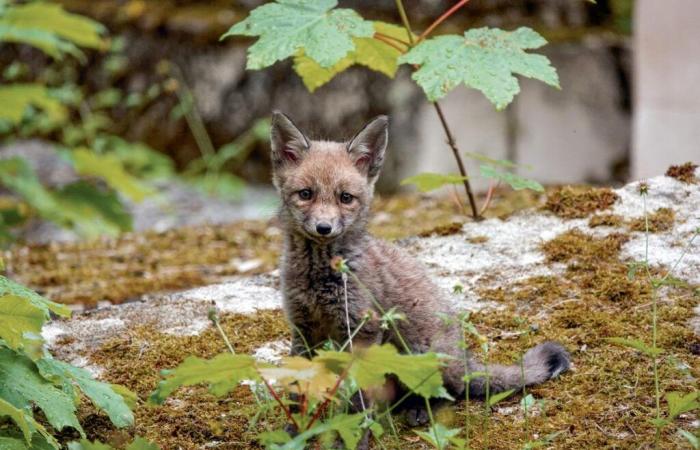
(316, 223), (332, 235)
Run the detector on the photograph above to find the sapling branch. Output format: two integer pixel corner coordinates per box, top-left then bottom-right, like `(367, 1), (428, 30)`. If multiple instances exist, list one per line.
(305, 366), (353, 430)
(372, 33), (407, 53)
(258, 370), (300, 430)
(374, 31), (410, 48)
(394, 0), (482, 220)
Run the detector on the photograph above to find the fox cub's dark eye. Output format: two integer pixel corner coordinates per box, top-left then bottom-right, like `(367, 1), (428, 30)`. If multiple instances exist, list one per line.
(298, 189), (313, 200)
(340, 192), (354, 204)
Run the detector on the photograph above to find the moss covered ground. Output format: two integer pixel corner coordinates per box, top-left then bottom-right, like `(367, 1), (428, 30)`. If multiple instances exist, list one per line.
(9, 186), (700, 449)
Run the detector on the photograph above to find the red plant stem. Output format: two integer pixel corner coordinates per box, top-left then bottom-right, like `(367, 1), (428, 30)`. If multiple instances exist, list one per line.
(418, 0), (472, 44)
(374, 31), (410, 47)
(479, 181), (500, 216)
(259, 374), (299, 430)
(373, 33), (407, 53)
(433, 101), (481, 220)
(305, 367), (351, 430)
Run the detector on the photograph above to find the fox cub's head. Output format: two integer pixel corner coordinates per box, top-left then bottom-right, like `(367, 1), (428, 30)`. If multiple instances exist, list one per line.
(270, 111), (388, 242)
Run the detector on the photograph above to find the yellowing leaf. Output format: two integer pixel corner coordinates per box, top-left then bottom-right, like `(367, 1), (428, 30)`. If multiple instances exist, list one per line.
(400, 172), (469, 193)
(399, 27), (559, 109)
(222, 0), (373, 70)
(0, 275), (69, 318)
(0, 84), (67, 125)
(70, 148), (153, 202)
(0, 295), (45, 357)
(259, 356), (338, 401)
(666, 391), (699, 420)
(149, 353), (261, 404)
(294, 21), (411, 92)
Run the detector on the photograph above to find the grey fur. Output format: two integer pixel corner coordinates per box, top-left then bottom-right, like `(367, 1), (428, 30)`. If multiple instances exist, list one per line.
(271, 113), (571, 412)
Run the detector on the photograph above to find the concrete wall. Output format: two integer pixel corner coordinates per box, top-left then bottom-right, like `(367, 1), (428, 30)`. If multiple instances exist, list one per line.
(632, 0), (700, 179)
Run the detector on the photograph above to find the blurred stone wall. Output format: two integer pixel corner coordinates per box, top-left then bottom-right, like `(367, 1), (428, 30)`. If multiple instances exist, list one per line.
(632, 0), (700, 180)
(54, 0), (631, 191)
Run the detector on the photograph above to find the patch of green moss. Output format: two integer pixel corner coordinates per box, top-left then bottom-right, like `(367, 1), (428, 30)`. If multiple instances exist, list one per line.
(665, 162), (698, 184)
(628, 207), (675, 233)
(82, 310), (289, 449)
(588, 213), (624, 228)
(544, 186), (619, 219)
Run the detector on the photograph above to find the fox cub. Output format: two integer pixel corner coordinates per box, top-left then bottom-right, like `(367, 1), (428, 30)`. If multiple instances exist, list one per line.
(271, 111), (570, 421)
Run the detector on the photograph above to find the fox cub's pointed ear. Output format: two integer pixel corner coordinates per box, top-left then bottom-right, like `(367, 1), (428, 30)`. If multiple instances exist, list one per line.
(270, 111), (309, 171)
(347, 115), (388, 180)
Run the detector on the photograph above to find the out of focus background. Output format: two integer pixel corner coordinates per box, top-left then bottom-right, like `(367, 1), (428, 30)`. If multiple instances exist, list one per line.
(0, 0), (698, 244)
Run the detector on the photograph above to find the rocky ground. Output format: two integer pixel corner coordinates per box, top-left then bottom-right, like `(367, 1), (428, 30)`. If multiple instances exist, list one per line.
(7, 167), (700, 448)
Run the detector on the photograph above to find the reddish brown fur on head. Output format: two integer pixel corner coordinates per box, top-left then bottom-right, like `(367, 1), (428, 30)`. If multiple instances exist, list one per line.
(270, 112), (388, 241)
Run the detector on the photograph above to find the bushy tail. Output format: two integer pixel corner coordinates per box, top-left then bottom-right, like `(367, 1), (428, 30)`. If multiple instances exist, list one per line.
(467, 341), (570, 398)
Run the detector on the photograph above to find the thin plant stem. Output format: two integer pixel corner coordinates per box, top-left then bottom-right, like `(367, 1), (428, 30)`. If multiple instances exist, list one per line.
(433, 101), (481, 220)
(214, 320), (236, 355)
(394, 0), (415, 45)
(306, 366), (352, 430)
(417, 0), (472, 44)
(479, 181), (500, 216)
(258, 372), (300, 430)
(642, 194), (661, 449)
(341, 272), (367, 412)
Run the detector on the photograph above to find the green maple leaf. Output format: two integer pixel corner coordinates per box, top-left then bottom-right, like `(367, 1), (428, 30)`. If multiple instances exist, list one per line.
(315, 344), (447, 399)
(149, 353), (262, 404)
(0, 397), (58, 449)
(0, 349), (84, 437)
(399, 27), (559, 109)
(221, 0), (373, 70)
(294, 21), (411, 92)
(37, 358), (134, 428)
(0, 295), (45, 358)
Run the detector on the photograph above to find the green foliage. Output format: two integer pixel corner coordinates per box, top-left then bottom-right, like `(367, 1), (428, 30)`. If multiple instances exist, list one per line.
(222, 0), (373, 70)
(399, 27), (559, 109)
(665, 391), (699, 420)
(0, 278), (134, 448)
(0, 158), (132, 240)
(479, 165), (544, 192)
(0, 348), (85, 437)
(0, 295), (44, 357)
(0, 1), (106, 60)
(400, 172), (469, 193)
(68, 437), (160, 450)
(606, 337), (663, 357)
(0, 84), (67, 126)
(414, 423), (463, 450)
(0, 274), (69, 318)
(315, 344), (447, 399)
(149, 353), (260, 404)
(294, 21), (410, 91)
(679, 430), (700, 449)
(487, 388), (515, 407)
(37, 357), (135, 428)
(69, 148), (153, 202)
